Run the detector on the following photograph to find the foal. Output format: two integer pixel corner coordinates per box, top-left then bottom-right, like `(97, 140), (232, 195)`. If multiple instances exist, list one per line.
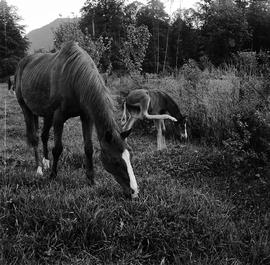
(121, 89), (187, 150)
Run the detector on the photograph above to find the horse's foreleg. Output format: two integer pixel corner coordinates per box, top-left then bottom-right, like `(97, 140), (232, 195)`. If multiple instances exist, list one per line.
(81, 116), (95, 186)
(41, 115), (53, 170)
(50, 110), (64, 178)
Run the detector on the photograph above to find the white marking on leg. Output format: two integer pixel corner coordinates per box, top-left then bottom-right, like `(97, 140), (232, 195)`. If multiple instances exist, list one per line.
(122, 149), (138, 198)
(184, 123), (188, 139)
(42, 157), (50, 170)
(169, 116), (177, 122)
(36, 166), (43, 176)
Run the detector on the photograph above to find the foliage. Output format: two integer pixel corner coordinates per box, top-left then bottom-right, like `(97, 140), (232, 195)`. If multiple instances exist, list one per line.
(247, 0), (270, 52)
(196, 0), (250, 65)
(119, 24), (150, 73)
(0, 0), (28, 77)
(136, 0), (170, 73)
(53, 19), (111, 66)
(77, 0), (270, 72)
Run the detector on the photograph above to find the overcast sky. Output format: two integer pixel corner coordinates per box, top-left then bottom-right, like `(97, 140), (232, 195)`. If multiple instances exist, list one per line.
(7, 0), (198, 33)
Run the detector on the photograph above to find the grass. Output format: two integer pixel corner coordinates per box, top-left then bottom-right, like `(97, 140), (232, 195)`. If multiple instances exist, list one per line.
(0, 83), (270, 265)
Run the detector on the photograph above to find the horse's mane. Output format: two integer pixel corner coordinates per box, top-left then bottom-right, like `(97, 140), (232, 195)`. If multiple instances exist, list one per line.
(59, 42), (118, 133)
(160, 91), (184, 122)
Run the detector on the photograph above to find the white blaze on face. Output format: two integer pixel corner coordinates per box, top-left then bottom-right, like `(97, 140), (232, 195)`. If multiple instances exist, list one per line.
(36, 166), (43, 176)
(122, 149), (139, 198)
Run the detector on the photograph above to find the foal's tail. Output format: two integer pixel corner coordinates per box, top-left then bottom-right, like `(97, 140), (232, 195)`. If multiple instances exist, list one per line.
(121, 101), (127, 126)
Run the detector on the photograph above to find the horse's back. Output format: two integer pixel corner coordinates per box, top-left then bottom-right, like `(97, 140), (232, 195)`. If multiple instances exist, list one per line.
(16, 53), (57, 116)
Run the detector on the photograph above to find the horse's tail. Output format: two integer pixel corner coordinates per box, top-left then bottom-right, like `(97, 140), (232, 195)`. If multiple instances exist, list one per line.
(121, 100), (127, 126)
(15, 58), (39, 148)
(8, 77), (12, 91)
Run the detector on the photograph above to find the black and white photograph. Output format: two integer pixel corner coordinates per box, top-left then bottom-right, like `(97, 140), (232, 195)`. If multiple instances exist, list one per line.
(1, 0), (270, 264)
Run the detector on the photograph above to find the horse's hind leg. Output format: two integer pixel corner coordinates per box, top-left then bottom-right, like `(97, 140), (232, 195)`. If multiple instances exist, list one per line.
(41, 115), (53, 170)
(81, 115), (95, 185)
(50, 109), (64, 178)
(19, 100), (42, 175)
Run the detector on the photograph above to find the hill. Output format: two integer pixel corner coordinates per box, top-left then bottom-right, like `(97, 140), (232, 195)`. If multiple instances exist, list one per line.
(26, 18), (76, 53)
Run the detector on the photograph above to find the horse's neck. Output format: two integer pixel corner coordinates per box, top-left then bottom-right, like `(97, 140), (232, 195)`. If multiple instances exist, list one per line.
(81, 84), (118, 142)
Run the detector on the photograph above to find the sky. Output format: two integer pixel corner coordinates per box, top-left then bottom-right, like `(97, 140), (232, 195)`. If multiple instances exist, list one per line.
(7, 0), (198, 33)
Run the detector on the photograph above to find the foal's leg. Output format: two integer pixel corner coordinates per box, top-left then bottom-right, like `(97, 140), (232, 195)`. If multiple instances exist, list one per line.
(41, 115), (53, 170)
(122, 116), (137, 131)
(161, 120), (167, 149)
(122, 116), (137, 148)
(81, 115), (95, 185)
(141, 97), (178, 122)
(155, 120), (166, 151)
(50, 110), (64, 178)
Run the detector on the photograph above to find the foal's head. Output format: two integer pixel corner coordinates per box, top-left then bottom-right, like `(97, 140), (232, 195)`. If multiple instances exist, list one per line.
(100, 129), (138, 199)
(176, 116), (188, 141)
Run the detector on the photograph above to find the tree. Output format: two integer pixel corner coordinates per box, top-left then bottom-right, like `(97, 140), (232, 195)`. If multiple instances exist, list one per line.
(119, 24), (150, 73)
(247, 0), (270, 52)
(0, 0), (28, 77)
(53, 19), (111, 67)
(194, 0), (250, 65)
(169, 9), (200, 70)
(136, 0), (170, 73)
(80, 0), (130, 70)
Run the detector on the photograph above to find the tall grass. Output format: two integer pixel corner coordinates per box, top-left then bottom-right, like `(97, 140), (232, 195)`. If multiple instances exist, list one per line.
(111, 60), (270, 153)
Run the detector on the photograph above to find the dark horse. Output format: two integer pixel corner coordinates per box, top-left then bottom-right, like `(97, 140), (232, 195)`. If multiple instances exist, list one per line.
(15, 41), (138, 198)
(121, 89), (188, 150)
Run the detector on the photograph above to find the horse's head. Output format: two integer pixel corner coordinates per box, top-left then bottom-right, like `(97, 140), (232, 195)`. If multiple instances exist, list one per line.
(100, 129), (138, 199)
(176, 116), (188, 141)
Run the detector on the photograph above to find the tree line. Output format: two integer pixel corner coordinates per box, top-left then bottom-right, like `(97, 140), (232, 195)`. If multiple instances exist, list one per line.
(1, 0), (270, 78)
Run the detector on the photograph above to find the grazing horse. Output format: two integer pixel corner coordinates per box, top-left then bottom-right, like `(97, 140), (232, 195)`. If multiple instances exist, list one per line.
(8, 75), (15, 94)
(15, 41), (138, 198)
(0, 75), (15, 94)
(121, 89), (188, 150)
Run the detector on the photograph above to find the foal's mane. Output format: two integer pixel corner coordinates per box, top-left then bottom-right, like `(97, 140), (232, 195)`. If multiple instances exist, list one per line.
(59, 42), (118, 133)
(161, 91), (184, 122)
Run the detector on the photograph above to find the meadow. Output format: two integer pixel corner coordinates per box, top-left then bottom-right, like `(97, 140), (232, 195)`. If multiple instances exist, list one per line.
(0, 67), (270, 264)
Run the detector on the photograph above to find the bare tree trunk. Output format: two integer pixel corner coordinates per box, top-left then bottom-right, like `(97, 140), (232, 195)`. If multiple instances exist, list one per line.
(162, 26), (169, 73)
(175, 32), (180, 72)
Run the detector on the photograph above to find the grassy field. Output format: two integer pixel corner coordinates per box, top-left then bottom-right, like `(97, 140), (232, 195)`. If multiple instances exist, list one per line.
(1, 83), (270, 265)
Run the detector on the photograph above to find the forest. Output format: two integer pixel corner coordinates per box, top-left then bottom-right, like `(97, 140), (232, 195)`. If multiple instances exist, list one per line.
(1, 0), (270, 76)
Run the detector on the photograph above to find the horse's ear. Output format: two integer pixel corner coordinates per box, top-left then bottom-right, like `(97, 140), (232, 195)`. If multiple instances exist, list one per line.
(120, 129), (132, 139)
(105, 130), (113, 143)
